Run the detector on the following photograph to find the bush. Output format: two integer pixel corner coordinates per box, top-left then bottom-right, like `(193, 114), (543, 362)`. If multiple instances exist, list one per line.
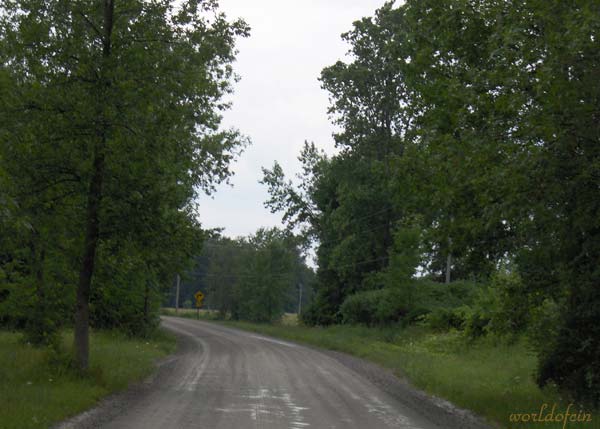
(425, 307), (467, 331)
(415, 279), (479, 310)
(454, 271), (531, 340)
(527, 298), (562, 355)
(90, 282), (161, 338)
(340, 289), (407, 326)
(300, 293), (342, 326)
(536, 275), (600, 406)
(341, 279), (483, 327)
(486, 271), (530, 336)
(463, 306), (492, 339)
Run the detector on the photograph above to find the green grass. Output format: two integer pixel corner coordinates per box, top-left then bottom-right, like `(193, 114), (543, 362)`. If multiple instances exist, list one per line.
(0, 329), (176, 429)
(161, 307), (219, 320)
(162, 308), (598, 429)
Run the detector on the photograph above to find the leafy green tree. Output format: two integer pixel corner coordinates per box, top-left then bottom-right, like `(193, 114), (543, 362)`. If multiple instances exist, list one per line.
(202, 237), (248, 318)
(262, 5), (412, 323)
(198, 229), (312, 323)
(235, 228), (295, 323)
(0, 0), (249, 368)
(400, 0), (600, 402)
(263, 0), (600, 403)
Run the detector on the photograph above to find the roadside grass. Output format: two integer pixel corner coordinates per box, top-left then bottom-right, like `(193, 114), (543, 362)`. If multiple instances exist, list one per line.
(162, 308), (598, 429)
(161, 307), (219, 320)
(0, 328), (176, 429)
(160, 308), (298, 325)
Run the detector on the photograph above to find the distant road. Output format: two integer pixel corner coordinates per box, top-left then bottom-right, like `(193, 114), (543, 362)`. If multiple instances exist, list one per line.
(61, 316), (489, 429)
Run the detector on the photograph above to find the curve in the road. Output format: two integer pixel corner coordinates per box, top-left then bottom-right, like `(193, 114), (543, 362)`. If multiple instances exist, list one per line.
(58, 316), (491, 429)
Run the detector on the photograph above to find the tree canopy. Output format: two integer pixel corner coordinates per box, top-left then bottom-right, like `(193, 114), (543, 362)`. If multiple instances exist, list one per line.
(263, 0), (600, 404)
(0, 0), (249, 368)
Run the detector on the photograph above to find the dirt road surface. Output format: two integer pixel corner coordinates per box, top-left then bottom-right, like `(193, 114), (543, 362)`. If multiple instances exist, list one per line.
(58, 316), (490, 429)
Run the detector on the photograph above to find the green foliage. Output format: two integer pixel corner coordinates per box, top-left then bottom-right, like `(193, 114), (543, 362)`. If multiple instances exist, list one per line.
(263, 0), (600, 397)
(451, 271), (533, 340)
(462, 307), (492, 340)
(341, 279), (481, 327)
(299, 291), (341, 326)
(527, 298), (562, 358)
(198, 229), (314, 324)
(537, 281), (600, 406)
(340, 289), (405, 326)
(0, 0), (249, 346)
(235, 229), (296, 323)
(379, 225), (422, 290)
(425, 307), (468, 332)
(486, 271), (530, 337)
(416, 279), (479, 311)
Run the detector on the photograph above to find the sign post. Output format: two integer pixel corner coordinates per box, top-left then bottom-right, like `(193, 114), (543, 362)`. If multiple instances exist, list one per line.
(194, 291), (204, 319)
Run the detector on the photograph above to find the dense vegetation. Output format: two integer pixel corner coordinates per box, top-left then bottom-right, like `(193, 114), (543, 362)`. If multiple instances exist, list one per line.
(262, 1), (599, 405)
(0, 0), (248, 369)
(166, 229), (315, 323)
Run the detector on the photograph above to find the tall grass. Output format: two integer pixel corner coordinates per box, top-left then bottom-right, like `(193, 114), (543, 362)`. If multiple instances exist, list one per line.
(0, 329), (175, 429)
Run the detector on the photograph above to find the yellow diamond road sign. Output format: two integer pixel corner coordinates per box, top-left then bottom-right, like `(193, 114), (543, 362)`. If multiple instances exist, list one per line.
(194, 291), (204, 308)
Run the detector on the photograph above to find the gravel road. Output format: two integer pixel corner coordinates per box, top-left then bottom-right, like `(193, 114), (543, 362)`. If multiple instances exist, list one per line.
(58, 316), (491, 429)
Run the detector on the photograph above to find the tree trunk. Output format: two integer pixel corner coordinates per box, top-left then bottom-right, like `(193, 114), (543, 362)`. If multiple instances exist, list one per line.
(175, 273), (180, 313)
(28, 230), (50, 344)
(74, 0), (114, 371)
(445, 235), (452, 284)
(445, 252), (452, 284)
(143, 281), (150, 328)
(74, 137), (106, 370)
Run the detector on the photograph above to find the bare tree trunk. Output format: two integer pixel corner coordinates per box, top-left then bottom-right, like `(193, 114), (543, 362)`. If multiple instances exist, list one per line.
(74, 0), (114, 371)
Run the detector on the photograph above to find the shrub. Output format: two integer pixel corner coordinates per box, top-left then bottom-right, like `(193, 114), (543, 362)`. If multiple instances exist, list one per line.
(527, 298), (562, 355)
(486, 270), (530, 336)
(339, 279), (483, 328)
(536, 275), (600, 406)
(340, 289), (407, 326)
(415, 279), (479, 310)
(426, 307), (467, 331)
(300, 294), (342, 326)
(463, 306), (492, 339)
(454, 271), (531, 340)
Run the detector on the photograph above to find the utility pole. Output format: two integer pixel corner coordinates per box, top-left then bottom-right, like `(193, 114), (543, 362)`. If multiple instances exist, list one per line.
(298, 282), (303, 315)
(175, 273), (180, 313)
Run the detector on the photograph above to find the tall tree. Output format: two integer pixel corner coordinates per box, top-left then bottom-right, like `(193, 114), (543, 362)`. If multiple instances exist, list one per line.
(0, 0), (249, 369)
(264, 0), (600, 403)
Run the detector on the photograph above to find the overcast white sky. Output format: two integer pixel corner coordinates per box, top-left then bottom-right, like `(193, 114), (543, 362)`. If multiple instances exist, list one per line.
(197, 0), (388, 238)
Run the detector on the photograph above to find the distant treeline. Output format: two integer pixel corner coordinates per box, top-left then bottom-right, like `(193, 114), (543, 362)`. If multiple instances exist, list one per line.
(166, 229), (314, 323)
(262, 1), (599, 405)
